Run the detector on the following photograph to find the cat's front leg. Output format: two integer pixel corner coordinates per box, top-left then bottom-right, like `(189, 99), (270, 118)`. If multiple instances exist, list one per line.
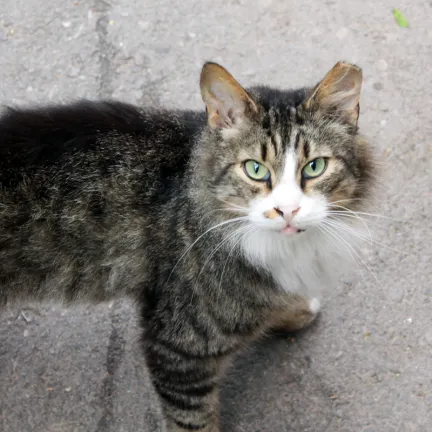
(270, 295), (321, 333)
(165, 411), (220, 432)
(144, 336), (229, 432)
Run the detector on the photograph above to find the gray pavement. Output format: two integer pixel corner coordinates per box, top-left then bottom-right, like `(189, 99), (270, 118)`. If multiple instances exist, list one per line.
(0, 1), (431, 431)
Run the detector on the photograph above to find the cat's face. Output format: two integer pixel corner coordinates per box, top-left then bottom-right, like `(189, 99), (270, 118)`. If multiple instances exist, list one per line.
(199, 62), (373, 239)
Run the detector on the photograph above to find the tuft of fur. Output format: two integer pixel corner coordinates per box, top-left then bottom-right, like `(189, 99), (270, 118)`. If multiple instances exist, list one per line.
(0, 62), (375, 431)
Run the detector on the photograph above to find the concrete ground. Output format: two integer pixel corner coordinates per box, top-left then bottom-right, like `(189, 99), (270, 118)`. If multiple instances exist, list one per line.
(0, 0), (431, 431)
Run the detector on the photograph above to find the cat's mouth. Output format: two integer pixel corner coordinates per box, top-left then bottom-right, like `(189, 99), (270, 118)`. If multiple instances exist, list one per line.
(281, 224), (305, 235)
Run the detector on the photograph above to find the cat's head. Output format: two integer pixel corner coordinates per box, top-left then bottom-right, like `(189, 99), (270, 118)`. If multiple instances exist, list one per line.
(195, 62), (374, 239)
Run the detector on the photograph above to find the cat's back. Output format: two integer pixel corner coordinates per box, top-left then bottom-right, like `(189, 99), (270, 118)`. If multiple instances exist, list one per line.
(0, 100), (204, 212)
(0, 101), (202, 303)
(0, 100), (201, 184)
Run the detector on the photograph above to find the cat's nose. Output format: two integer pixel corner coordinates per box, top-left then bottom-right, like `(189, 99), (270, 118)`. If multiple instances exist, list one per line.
(276, 205), (301, 220)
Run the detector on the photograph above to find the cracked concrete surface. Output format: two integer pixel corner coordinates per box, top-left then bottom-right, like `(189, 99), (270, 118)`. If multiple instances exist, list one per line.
(0, 1), (431, 431)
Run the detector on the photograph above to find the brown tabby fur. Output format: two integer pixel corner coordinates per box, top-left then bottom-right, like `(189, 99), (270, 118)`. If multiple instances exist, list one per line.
(0, 61), (374, 431)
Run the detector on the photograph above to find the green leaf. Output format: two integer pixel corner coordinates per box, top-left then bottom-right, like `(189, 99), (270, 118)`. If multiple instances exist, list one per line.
(392, 8), (409, 28)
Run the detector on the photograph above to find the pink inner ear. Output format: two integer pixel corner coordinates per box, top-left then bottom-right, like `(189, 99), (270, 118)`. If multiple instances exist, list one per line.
(211, 83), (236, 114)
(305, 63), (362, 125)
(207, 85), (240, 128)
(201, 63), (258, 129)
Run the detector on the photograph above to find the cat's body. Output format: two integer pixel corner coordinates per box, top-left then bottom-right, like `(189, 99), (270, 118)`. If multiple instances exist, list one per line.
(0, 102), (200, 304)
(0, 62), (374, 431)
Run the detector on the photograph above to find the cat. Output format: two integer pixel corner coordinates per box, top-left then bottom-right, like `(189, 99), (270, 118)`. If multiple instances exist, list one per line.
(0, 61), (374, 431)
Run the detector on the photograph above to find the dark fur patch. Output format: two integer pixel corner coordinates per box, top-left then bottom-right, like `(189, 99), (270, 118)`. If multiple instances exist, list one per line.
(302, 138), (310, 159)
(261, 141), (268, 161)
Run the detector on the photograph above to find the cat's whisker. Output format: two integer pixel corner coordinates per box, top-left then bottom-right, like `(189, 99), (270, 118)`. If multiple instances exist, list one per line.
(216, 225), (260, 304)
(319, 224), (372, 288)
(194, 223), (251, 283)
(330, 198), (399, 215)
(224, 208), (249, 215)
(320, 223), (384, 289)
(322, 217), (373, 245)
(188, 223), (252, 308)
(200, 208), (230, 221)
(166, 216), (249, 284)
(323, 218), (408, 255)
(328, 205), (405, 223)
(349, 211), (407, 223)
(212, 225), (252, 307)
(317, 225), (364, 278)
(330, 198), (368, 205)
(326, 211), (393, 228)
(218, 199), (249, 213)
(319, 224), (370, 286)
(317, 224), (359, 266)
(201, 207), (247, 221)
(326, 205), (372, 240)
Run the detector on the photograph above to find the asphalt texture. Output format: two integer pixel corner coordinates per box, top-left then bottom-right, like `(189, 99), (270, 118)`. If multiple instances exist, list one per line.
(0, 1), (431, 431)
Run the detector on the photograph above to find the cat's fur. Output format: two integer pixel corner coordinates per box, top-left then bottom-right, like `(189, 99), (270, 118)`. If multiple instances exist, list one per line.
(0, 62), (374, 431)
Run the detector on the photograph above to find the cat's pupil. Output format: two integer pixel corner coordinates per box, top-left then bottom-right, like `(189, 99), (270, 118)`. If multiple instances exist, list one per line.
(310, 160), (316, 171)
(253, 162), (259, 173)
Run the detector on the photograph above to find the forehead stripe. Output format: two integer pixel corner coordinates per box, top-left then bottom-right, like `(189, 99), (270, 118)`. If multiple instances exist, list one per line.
(261, 141), (267, 161)
(270, 133), (279, 156)
(293, 131), (301, 151)
(303, 139), (310, 159)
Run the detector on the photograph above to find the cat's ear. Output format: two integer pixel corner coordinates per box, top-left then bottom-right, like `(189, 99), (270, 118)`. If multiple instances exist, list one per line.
(303, 62), (362, 126)
(200, 62), (258, 129)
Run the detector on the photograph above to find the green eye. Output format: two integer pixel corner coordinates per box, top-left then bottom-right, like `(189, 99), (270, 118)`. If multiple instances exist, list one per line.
(244, 160), (271, 181)
(302, 157), (327, 179)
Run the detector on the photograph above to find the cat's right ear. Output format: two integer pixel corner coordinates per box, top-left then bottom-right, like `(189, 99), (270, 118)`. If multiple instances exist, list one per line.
(200, 63), (258, 129)
(303, 62), (363, 127)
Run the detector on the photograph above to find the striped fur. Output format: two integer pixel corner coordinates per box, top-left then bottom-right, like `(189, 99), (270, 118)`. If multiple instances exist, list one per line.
(0, 61), (375, 431)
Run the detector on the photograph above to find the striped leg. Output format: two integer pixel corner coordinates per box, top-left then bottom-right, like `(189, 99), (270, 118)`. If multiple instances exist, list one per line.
(145, 338), (227, 432)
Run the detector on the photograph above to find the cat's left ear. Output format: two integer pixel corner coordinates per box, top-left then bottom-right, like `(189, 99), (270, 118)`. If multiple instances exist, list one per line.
(200, 62), (258, 129)
(303, 62), (362, 126)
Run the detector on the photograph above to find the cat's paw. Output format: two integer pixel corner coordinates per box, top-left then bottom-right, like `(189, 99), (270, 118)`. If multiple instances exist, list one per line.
(271, 296), (321, 333)
(308, 297), (321, 315)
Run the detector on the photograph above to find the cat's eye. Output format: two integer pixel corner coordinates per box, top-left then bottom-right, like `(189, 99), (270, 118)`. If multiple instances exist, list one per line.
(302, 157), (327, 179)
(243, 160), (271, 182)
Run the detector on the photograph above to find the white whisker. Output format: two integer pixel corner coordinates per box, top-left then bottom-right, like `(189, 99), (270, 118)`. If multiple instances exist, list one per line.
(194, 223), (250, 284)
(322, 218), (372, 246)
(218, 199), (249, 213)
(328, 204), (405, 223)
(326, 211), (393, 229)
(330, 198), (367, 205)
(200, 208), (248, 222)
(166, 216), (248, 284)
(327, 205), (372, 240)
(323, 218), (408, 255)
(216, 225), (259, 304)
(318, 224), (360, 268)
(320, 223), (384, 289)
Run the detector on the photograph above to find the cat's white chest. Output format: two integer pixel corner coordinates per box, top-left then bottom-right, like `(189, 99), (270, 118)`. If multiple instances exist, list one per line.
(240, 228), (346, 298)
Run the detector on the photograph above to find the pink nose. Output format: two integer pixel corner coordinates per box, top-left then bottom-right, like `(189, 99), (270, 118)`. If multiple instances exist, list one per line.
(275, 206), (301, 220)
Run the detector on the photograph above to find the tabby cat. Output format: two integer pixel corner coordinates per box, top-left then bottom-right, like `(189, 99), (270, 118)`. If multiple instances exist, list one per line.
(0, 61), (374, 431)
